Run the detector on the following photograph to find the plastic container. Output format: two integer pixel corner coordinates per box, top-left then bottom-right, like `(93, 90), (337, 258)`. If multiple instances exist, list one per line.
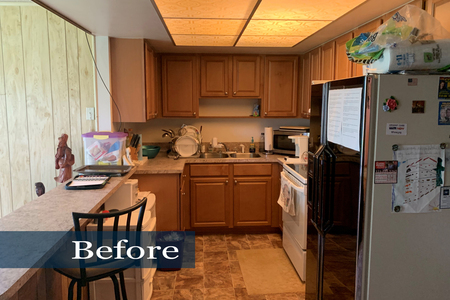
(142, 145), (161, 159)
(82, 131), (127, 165)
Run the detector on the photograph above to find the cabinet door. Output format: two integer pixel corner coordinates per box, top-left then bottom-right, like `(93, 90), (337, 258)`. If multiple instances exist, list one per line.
(162, 55), (198, 117)
(200, 55), (229, 97)
(232, 56), (261, 97)
(131, 174), (180, 231)
(234, 177), (272, 227)
(335, 32), (353, 80)
(190, 178), (231, 227)
(144, 42), (157, 119)
(352, 19), (382, 77)
(110, 38), (147, 122)
(321, 41), (335, 81)
(430, 0), (450, 32)
(310, 47), (322, 81)
(263, 56), (298, 117)
(299, 54), (311, 119)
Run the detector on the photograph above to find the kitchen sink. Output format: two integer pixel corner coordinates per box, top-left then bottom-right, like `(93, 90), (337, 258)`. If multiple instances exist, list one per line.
(199, 153), (229, 158)
(229, 153), (261, 158)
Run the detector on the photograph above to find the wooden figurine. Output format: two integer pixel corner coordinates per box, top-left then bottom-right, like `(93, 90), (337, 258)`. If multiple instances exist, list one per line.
(54, 134), (75, 183)
(35, 182), (45, 196)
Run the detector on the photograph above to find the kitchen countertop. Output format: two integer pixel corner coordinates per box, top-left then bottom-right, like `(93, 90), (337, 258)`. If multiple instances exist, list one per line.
(135, 152), (288, 174)
(0, 167), (137, 300)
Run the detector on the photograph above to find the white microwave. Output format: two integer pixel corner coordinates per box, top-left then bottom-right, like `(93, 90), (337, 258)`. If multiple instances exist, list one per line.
(273, 128), (309, 156)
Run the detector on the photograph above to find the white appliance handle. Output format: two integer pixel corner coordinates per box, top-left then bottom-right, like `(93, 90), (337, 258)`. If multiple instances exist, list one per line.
(281, 171), (304, 192)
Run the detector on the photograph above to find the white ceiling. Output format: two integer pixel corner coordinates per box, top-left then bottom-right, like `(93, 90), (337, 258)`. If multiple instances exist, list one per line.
(30, 0), (412, 54)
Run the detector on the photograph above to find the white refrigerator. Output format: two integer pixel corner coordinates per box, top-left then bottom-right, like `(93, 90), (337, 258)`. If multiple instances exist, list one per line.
(306, 74), (450, 300)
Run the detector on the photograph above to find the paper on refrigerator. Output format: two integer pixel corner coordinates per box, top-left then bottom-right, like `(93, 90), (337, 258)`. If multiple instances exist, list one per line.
(327, 88), (363, 151)
(392, 145), (445, 213)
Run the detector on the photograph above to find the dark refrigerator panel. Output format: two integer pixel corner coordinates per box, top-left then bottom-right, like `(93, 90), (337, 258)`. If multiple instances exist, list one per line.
(306, 77), (366, 300)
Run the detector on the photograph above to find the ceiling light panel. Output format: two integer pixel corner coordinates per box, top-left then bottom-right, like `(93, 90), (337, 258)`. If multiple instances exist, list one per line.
(252, 0), (366, 20)
(243, 20), (331, 36)
(154, 0), (258, 19)
(236, 36), (306, 47)
(164, 19), (246, 35)
(172, 35), (237, 46)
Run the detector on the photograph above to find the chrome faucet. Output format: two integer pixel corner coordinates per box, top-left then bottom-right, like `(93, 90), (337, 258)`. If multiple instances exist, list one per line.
(217, 143), (228, 152)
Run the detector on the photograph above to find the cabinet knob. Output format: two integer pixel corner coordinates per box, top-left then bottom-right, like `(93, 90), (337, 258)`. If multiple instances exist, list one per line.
(182, 175), (186, 178)
(225, 92), (228, 95)
(182, 192), (185, 196)
(264, 112), (267, 115)
(233, 92), (236, 95)
(225, 180), (228, 184)
(154, 112), (158, 116)
(193, 112), (196, 116)
(234, 180), (237, 184)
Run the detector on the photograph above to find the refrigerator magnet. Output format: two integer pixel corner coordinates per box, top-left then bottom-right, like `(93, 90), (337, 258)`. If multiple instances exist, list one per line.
(412, 101), (425, 113)
(438, 77), (450, 99)
(440, 187), (450, 209)
(438, 101), (450, 125)
(374, 161), (398, 184)
(382, 96), (398, 112)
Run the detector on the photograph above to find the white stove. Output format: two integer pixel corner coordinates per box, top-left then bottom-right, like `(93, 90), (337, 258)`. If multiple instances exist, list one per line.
(281, 163), (308, 281)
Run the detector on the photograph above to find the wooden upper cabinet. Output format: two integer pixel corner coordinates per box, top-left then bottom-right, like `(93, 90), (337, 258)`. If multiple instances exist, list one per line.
(110, 38), (157, 122)
(352, 19), (382, 77)
(430, 0), (450, 32)
(200, 55), (261, 98)
(145, 43), (157, 119)
(162, 55), (198, 117)
(310, 47), (322, 81)
(232, 55), (261, 97)
(263, 56), (298, 117)
(299, 54), (311, 119)
(321, 41), (335, 81)
(200, 55), (229, 97)
(335, 33), (353, 80)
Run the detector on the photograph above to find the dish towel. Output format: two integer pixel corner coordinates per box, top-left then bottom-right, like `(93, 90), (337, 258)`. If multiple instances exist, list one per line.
(278, 171), (303, 216)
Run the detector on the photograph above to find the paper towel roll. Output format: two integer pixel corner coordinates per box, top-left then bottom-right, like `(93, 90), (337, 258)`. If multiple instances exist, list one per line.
(211, 137), (218, 147)
(264, 127), (273, 151)
(368, 40), (450, 73)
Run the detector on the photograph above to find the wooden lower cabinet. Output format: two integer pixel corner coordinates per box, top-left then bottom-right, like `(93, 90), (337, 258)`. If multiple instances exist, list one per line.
(233, 176), (272, 227)
(131, 174), (180, 231)
(190, 177), (232, 228)
(187, 163), (279, 230)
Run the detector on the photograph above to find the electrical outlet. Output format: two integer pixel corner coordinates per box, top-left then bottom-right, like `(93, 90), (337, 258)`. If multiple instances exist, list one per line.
(86, 107), (95, 120)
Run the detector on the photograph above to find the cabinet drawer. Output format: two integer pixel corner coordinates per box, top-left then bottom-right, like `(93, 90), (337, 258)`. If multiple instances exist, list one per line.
(234, 164), (272, 176)
(190, 164), (229, 177)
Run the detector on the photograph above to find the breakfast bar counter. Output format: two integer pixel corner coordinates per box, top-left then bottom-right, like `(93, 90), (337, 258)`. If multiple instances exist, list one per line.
(0, 167), (137, 300)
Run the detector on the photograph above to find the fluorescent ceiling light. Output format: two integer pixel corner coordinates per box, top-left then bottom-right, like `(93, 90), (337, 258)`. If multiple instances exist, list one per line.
(153, 0), (366, 47)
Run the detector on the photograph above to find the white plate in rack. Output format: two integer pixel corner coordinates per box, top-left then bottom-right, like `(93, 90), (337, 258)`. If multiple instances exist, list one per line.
(174, 135), (199, 157)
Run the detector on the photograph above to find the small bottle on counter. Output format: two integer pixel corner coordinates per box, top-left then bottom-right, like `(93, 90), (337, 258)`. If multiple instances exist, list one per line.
(249, 137), (255, 153)
(259, 133), (265, 153)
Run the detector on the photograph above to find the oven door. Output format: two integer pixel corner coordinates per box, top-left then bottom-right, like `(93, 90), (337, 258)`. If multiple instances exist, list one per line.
(281, 170), (307, 250)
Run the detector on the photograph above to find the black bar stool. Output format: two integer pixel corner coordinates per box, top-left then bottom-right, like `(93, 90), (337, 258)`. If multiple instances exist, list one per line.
(54, 198), (147, 300)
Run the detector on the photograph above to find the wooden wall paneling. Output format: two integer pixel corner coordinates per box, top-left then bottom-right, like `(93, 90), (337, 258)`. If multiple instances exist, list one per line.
(0, 8), (11, 217)
(335, 32), (353, 80)
(77, 30), (96, 134)
(321, 41), (335, 81)
(65, 23), (83, 169)
(48, 12), (71, 158)
(0, 6), (32, 209)
(21, 6), (56, 197)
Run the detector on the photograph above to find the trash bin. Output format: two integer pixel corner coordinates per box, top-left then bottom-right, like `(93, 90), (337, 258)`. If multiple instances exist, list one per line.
(156, 231), (185, 271)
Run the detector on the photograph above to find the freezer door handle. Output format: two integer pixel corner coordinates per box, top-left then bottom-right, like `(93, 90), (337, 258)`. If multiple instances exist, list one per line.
(311, 144), (336, 235)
